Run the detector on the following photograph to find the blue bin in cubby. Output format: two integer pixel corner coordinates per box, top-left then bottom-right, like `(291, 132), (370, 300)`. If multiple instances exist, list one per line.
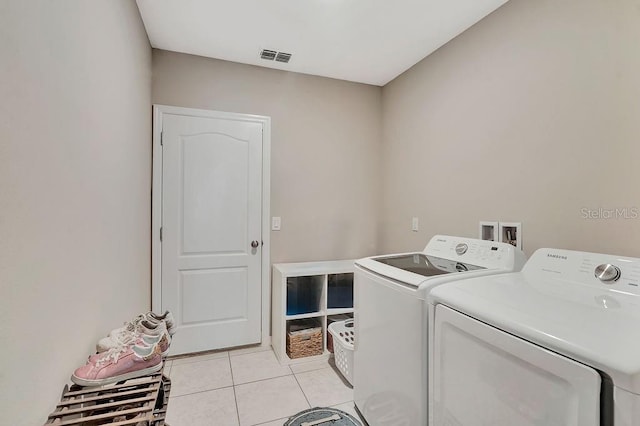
(327, 273), (354, 309)
(286, 276), (322, 315)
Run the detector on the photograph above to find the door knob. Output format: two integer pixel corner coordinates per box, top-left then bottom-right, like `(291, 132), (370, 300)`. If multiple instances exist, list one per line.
(251, 240), (260, 248)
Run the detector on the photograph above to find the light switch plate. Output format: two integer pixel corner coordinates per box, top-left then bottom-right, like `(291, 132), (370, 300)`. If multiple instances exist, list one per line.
(272, 216), (281, 231)
(412, 217), (419, 232)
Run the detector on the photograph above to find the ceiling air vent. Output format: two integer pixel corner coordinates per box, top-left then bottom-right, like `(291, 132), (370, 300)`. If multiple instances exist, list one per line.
(275, 52), (292, 63)
(260, 49), (277, 60)
(260, 49), (292, 64)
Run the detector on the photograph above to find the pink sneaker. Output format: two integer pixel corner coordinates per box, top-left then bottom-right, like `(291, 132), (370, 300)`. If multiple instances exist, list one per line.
(72, 343), (162, 387)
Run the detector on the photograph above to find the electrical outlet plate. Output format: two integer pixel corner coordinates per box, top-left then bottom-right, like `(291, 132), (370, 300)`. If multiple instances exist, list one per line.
(499, 222), (522, 250)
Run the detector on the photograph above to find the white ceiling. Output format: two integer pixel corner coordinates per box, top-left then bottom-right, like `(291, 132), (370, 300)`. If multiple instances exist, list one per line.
(136, 0), (508, 86)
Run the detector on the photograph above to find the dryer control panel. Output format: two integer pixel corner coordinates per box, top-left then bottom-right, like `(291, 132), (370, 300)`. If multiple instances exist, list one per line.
(523, 248), (640, 296)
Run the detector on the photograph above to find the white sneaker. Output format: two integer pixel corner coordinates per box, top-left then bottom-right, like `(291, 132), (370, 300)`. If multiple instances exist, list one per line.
(103, 310), (175, 343)
(97, 318), (172, 354)
(146, 310), (176, 335)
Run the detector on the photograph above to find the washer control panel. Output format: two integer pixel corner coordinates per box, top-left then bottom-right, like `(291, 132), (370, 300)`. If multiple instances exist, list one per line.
(455, 243), (468, 255)
(424, 235), (525, 271)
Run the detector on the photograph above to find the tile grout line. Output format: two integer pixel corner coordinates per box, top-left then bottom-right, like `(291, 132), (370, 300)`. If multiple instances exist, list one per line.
(171, 348), (343, 423)
(232, 383), (241, 425)
(167, 344), (270, 365)
(289, 364), (330, 375)
(169, 353), (230, 366)
(233, 350), (293, 426)
(172, 370), (295, 399)
(288, 359), (333, 375)
(330, 399), (355, 408)
(292, 370), (312, 409)
(294, 366), (355, 410)
(245, 372), (306, 426)
(169, 384), (235, 400)
(251, 416), (288, 426)
(234, 371), (294, 388)
(229, 346), (272, 358)
(232, 351), (295, 387)
(168, 352), (236, 399)
(228, 352), (242, 426)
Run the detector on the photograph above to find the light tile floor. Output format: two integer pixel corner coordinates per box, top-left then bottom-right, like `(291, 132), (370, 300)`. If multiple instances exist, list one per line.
(165, 346), (358, 426)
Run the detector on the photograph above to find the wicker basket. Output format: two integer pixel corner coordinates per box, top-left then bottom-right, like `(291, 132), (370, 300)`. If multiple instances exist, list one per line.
(286, 323), (323, 359)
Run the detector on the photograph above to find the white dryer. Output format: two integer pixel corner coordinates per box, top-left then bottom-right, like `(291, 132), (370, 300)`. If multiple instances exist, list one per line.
(354, 235), (526, 426)
(428, 248), (640, 426)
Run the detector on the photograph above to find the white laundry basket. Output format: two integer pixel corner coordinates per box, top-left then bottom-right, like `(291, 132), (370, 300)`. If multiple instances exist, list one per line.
(328, 319), (354, 385)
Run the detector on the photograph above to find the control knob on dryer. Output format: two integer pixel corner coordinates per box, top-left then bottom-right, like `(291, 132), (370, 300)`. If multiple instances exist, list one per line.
(594, 264), (621, 283)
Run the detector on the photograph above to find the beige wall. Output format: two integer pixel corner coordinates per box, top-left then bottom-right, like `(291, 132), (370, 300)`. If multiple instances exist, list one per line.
(152, 50), (383, 264)
(0, 1), (152, 424)
(381, 0), (640, 257)
(2, 0), (638, 421)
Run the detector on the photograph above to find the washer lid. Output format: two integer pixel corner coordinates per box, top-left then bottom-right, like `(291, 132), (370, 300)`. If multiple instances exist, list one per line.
(356, 235), (525, 287)
(429, 249), (640, 394)
(356, 253), (485, 287)
(373, 253), (451, 277)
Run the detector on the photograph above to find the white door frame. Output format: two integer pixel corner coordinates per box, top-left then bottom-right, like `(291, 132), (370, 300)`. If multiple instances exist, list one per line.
(151, 104), (271, 345)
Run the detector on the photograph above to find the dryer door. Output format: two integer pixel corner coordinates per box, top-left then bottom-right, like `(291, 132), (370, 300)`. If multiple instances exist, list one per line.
(431, 305), (601, 426)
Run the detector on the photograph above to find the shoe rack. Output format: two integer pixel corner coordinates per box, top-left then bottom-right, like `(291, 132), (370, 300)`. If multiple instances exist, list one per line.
(45, 363), (171, 425)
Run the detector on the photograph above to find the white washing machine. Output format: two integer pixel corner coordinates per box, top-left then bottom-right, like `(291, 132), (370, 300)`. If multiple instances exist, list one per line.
(354, 235), (526, 426)
(428, 248), (640, 426)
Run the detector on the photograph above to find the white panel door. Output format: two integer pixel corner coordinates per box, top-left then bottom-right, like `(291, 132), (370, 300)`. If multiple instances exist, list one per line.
(431, 305), (601, 426)
(161, 112), (263, 355)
